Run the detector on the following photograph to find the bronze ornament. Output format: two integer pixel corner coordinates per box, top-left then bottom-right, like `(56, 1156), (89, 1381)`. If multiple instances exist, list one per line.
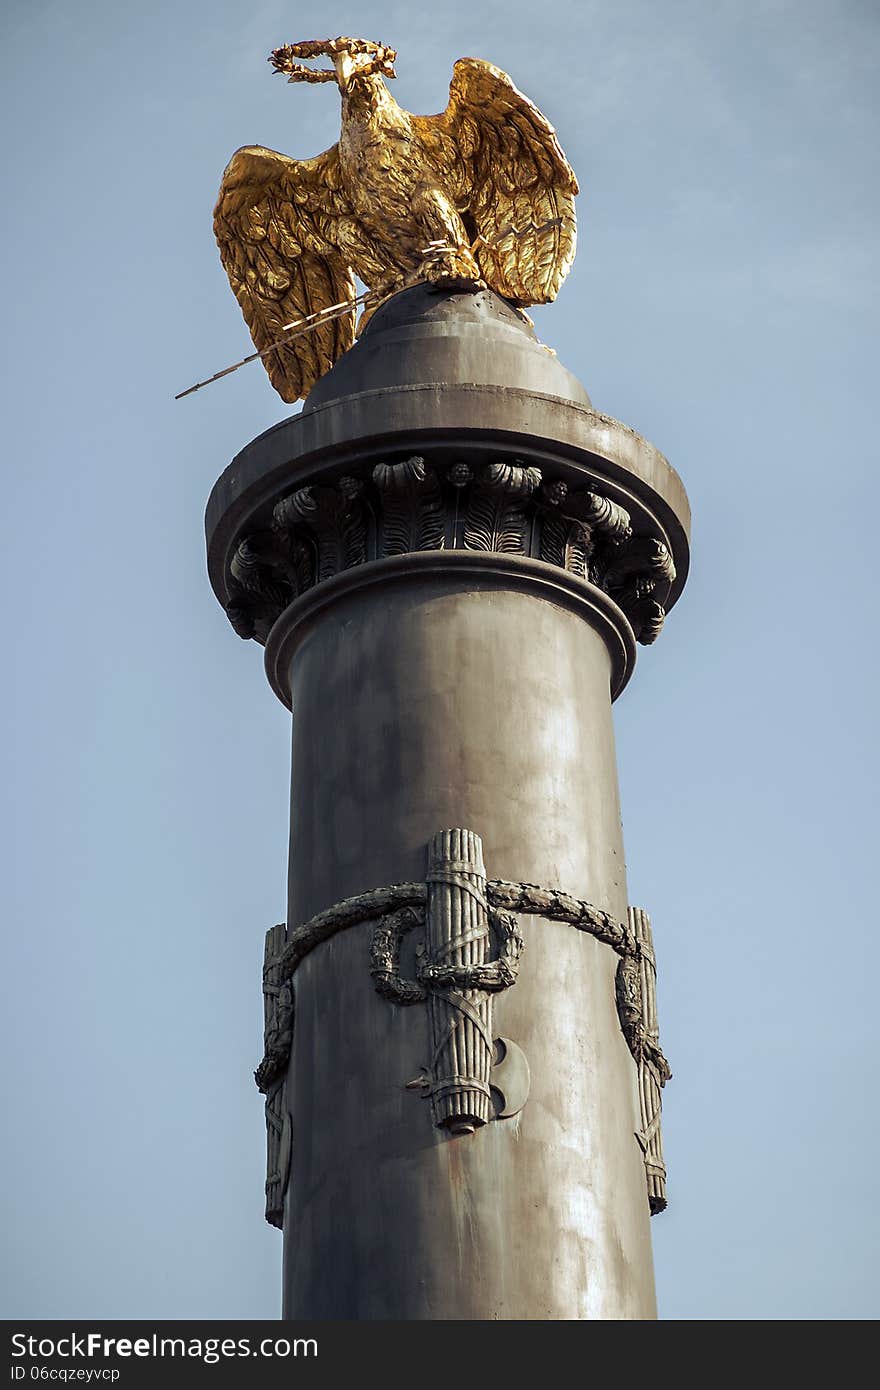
(214, 38), (578, 401)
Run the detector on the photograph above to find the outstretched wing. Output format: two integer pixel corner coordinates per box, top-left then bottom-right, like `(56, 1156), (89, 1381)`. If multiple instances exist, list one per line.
(214, 145), (356, 403)
(414, 59), (578, 304)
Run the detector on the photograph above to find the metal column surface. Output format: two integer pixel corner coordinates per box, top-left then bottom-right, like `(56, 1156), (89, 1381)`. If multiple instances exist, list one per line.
(278, 567), (654, 1319)
(204, 285), (691, 1321)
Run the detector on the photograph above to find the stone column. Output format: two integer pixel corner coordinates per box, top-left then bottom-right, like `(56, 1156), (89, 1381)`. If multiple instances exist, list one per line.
(206, 285), (690, 1320)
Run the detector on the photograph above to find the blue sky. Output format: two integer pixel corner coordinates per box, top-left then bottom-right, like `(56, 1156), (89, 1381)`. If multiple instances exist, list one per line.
(2, 0), (878, 1319)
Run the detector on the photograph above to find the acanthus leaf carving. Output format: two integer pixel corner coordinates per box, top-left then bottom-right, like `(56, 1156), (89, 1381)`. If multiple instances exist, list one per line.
(230, 531), (292, 614)
(226, 455), (676, 648)
(605, 536), (676, 590)
(372, 455), (445, 556)
(227, 530), (302, 639)
(606, 536), (675, 645)
(277, 478), (367, 583)
(536, 479), (594, 577)
(539, 478), (633, 545)
(569, 488), (633, 544)
(625, 596), (666, 645)
(225, 597), (259, 641)
(463, 459), (542, 555)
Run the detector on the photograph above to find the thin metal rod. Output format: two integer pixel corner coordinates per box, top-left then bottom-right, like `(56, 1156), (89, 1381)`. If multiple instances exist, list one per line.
(174, 291), (375, 399)
(175, 216), (569, 400)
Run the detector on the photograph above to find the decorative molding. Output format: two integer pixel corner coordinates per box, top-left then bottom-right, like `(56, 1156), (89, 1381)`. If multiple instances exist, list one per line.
(265, 552), (637, 710)
(447, 460), (474, 490)
(254, 831), (671, 1224)
(224, 453), (675, 649)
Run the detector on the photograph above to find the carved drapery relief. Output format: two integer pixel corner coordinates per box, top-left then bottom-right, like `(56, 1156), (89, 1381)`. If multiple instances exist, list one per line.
(224, 454), (676, 646)
(254, 830), (670, 1225)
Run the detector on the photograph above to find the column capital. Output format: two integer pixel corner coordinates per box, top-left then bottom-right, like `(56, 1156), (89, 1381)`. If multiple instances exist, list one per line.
(206, 387), (690, 685)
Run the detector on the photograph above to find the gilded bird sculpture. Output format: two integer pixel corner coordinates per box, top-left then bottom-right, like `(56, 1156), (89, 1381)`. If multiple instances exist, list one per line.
(214, 37), (578, 403)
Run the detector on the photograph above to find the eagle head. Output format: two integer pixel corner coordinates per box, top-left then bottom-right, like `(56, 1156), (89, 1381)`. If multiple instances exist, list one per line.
(269, 37), (397, 92)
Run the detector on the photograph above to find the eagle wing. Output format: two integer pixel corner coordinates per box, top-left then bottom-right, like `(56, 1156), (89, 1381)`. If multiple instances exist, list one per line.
(414, 58), (578, 304)
(214, 145), (356, 403)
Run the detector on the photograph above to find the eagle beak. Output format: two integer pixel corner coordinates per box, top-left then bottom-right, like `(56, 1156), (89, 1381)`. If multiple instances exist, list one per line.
(334, 51), (356, 91)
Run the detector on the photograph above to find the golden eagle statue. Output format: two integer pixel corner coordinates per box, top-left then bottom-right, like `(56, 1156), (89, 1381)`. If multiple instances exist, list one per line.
(214, 37), (578, 403)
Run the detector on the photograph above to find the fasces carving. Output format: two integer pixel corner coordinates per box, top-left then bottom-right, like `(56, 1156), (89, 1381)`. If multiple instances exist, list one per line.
(259, 924), (294, 1228)
(255, 832), (671, 1223)
(367, 832), (525, 1133)
(225, 455), (676, 649)
(368, 897), (522, 1005)
(622, 908), (670, 1215)
(423, 831), (494, 1131)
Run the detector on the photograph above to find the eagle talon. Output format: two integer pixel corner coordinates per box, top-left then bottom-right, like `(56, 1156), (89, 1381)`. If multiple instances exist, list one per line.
(419, 247), (485, 293)
(423, 275), (485, 294)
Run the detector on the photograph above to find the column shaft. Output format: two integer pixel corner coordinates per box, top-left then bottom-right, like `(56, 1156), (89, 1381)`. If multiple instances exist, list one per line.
(280, 570), (655, 1319)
